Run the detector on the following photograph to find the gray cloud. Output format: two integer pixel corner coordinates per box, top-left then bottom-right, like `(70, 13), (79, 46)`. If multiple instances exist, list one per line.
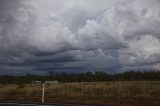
(0, 0), (160, 75)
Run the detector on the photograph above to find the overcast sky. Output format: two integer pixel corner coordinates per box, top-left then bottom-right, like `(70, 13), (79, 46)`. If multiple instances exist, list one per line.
(0, 0), (160, 75)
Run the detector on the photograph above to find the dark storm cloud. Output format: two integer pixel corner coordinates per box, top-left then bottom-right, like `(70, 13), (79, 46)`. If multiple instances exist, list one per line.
(0, 0), (35, 57)
(0, 0), (160, 75)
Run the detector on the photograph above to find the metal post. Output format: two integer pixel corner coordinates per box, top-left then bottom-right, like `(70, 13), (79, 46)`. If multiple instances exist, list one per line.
(42, 83), (45, 103)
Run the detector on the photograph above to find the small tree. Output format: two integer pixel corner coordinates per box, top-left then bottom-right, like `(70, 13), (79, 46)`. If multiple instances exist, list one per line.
(48, 71), (55, 80)
(17, 79), (25, 89)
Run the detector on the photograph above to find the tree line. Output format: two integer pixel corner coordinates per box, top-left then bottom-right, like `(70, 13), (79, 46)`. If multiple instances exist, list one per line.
(0, 71), (160, 84)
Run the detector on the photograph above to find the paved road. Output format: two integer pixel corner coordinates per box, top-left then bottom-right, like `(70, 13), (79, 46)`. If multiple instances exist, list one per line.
(0, 103), (112, 106)
(0, 103), (54, 106)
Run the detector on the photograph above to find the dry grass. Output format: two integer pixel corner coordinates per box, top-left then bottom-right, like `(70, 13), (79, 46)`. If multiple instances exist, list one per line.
(0, 81), (160, 105)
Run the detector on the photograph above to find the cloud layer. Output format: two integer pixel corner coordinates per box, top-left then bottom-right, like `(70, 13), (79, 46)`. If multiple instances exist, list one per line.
(0, 0), (160, 75)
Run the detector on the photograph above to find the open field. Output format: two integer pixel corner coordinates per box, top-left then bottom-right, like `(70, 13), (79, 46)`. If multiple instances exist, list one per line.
(0, 81), (160, 106)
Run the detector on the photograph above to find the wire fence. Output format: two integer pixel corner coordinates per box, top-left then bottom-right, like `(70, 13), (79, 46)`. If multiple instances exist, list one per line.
(0, 82), (160, 106)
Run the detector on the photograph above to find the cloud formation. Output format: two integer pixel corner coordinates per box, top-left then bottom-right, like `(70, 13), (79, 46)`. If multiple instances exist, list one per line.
(0, 0), (160, 75)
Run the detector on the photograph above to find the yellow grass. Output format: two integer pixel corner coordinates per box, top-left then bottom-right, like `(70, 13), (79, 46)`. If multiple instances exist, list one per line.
(0, 81), (160, 105)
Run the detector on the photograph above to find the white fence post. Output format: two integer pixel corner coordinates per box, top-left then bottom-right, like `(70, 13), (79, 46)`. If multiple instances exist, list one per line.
(42, 83), (45, 103)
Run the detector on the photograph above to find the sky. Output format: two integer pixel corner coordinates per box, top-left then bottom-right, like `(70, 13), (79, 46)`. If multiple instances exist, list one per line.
(0, 0), (160, 75)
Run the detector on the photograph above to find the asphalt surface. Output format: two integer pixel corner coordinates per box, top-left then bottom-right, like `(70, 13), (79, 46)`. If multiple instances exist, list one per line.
(0, 103), (112, 106)
(0, 103), (53, 106)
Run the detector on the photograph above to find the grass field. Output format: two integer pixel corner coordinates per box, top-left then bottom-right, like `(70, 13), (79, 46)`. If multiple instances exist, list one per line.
(0, 81), (160, 106)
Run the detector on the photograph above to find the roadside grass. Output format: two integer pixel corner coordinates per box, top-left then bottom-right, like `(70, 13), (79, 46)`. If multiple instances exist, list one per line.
(0, 81), (160, 105)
